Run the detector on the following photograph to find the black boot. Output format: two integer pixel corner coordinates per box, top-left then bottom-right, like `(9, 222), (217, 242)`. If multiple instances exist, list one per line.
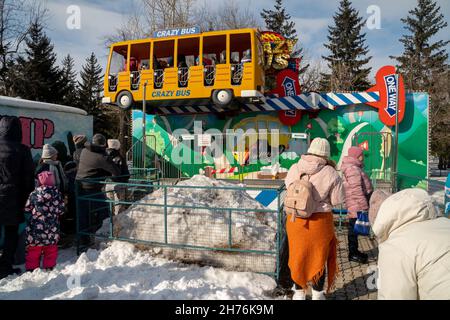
(349, 251), (368, 264)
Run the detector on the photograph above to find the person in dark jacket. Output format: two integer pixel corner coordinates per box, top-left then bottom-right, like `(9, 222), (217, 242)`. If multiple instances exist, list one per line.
(75, 134), (120, 244)
(72, 135), (87, 166)
(0, 116), (35, 279)
(106, 139), (130, 215)
(51, 140), (71, 166)
(106, 139), (130, 183)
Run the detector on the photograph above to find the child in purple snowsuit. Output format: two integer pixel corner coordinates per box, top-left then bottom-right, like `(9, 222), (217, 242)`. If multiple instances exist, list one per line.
(24, 171), (64, 271)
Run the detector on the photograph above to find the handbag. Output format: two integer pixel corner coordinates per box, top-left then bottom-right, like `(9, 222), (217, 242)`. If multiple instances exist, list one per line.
(354, 211), (371, 236)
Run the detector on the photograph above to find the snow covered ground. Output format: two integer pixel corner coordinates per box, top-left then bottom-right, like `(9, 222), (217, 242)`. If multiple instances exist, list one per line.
(104, 175), (278, 274)
(0, 241), (277, 300)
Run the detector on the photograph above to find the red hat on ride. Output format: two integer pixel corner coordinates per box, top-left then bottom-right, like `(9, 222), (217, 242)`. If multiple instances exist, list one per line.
(348, 146), (364, 159)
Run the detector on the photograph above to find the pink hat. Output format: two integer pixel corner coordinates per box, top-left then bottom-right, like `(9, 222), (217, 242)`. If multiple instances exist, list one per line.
(348, 146), (363, 159)
(38, 171), (55, 187)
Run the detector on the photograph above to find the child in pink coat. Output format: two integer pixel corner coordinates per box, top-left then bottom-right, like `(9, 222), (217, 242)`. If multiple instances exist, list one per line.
(341, 147), (373, 264)
(24, 171), (64, 271)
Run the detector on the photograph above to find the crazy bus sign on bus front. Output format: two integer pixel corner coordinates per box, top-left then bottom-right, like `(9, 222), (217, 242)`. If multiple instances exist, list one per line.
(153, 27), (201, 38)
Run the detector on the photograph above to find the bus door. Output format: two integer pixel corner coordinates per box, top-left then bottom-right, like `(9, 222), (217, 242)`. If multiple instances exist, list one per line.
(177, 37), (201, 90)
(203, 35), (228, 88)
(108, 45), (130, 94)
(129, 42), (152, 94)
(153, 40), (176, 91)
(230, 33), (252, 86)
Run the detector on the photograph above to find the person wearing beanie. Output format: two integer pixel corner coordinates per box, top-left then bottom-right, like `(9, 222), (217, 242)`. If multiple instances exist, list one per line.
(76, 134), (121, 245)
(51, 140), (70, 166)
(36, 144), (68, 195)
(282, 138), (345, 300)
(341, 146), (373, 264)
(24, 171), (64, 272)
(371, 188), (450, 300)
(0, 116), (35, 279)
(73, 135), (87, 166)
(106, 139), (130, 214)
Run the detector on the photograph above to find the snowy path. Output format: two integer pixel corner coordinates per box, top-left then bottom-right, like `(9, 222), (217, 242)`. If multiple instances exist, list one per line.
(0, 241), (276, 300)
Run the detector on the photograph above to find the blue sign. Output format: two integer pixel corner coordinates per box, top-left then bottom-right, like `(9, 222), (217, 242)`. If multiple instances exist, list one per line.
(153, 27), (200, 39)
(282, 77), (297, 97)
(384, 74), (398, 118)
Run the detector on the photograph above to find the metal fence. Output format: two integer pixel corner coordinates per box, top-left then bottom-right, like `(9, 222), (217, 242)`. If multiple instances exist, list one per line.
(76, 170), (286, 279)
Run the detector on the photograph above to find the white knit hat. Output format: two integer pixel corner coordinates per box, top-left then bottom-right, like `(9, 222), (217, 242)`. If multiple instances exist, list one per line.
(107, 139), (121, 150)
(42, 144), (58, 159)
(307, 138), (330, 158)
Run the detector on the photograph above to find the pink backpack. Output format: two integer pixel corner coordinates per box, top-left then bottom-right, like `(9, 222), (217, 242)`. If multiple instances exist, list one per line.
(284, 173), (316, 221)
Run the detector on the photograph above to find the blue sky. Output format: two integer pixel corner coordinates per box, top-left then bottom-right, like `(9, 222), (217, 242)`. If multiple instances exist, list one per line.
(44, 0), (450, 80)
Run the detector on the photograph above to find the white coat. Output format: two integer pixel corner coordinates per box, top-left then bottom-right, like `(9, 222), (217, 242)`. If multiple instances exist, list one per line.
(372, 188), (450, 300)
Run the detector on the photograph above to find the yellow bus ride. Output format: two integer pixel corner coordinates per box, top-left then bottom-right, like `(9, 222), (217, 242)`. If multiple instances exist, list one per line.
(102, 28), (266, 111)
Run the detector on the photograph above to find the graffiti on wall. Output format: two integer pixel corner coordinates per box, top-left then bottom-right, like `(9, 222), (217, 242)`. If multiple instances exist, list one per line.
(1, 105), (93, 161)
(133, 93), (428, 189)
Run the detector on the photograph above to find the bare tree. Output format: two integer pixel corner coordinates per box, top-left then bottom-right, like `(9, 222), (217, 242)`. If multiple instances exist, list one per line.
(0, 0), (48, 94)
(142, 0), (195, 30)
(194, 0), (260, 31)
(102, 0), (196, 48)
(299, 59), (325, 92)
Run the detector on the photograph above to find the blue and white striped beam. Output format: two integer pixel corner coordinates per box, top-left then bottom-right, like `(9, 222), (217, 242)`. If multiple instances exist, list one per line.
(156, 91), (380, 115)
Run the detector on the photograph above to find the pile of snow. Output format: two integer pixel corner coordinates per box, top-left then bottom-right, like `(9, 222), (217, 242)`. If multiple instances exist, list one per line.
(0, 241), (276, 300)
(100, 175), (278, 274)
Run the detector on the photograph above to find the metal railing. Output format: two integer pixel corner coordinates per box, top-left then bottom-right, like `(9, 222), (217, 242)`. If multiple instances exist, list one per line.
(231, 64), (244, 85)
(154, 69), (164, 89)
(75, 172), (286, 279)
(178, 67), (189, 87)
(130, 71), (141, 91)
(204, 65), (215, 86)
(108, 74), (118, 92)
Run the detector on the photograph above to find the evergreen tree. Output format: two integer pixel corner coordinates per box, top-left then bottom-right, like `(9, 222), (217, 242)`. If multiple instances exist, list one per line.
(78, 52), (119, 139)
(10, 21), (63, 103)
(320, 0), (372, 91)
(261, 0), (309, 73)
(78, 52), (103, 116)
(391, 0), (449, 158)
(60, 54), (78, 107)
(390, 0), (449, 91)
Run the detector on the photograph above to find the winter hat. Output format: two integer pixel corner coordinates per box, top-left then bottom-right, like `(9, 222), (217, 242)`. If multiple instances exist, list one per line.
(307, 138), (330, 158)
(42, 144), (58, 159)
(348, 146), (364, 159)
(92, 134), (107, 147)
(107, 139), (121, 150)
(73, 135), (87, 147)
(38, 171), (55, 187)
(369, 189), (391, 225)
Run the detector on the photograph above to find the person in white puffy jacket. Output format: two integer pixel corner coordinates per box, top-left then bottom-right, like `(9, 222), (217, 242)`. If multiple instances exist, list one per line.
(370, 188), (450, 300)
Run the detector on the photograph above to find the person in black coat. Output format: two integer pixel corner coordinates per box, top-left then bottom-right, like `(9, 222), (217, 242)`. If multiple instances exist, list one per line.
(106, 139), (130, 215)
(0, 116), (35, 279)
(75, 134), (120, 244)
(72, 135), (87, 166)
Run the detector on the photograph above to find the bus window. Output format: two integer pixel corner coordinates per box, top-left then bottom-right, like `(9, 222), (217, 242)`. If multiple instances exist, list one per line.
(177, 37), (199, 87)
(203, 35), (226, 65)
(153, 40), (174, 89)
(230, 33), (251, 64)
(108, 45), (128, 92)
(230, 33), (251, 85)
(130, 42), (151, 91)
(203, 35), (226, 86)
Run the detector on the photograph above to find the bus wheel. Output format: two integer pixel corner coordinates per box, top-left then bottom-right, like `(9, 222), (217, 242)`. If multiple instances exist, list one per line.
(117, 91), (133, 110)
(212, 89), (233, 108)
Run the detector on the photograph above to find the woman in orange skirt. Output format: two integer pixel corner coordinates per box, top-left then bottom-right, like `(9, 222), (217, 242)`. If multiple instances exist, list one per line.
(284, 138), (345, 300)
